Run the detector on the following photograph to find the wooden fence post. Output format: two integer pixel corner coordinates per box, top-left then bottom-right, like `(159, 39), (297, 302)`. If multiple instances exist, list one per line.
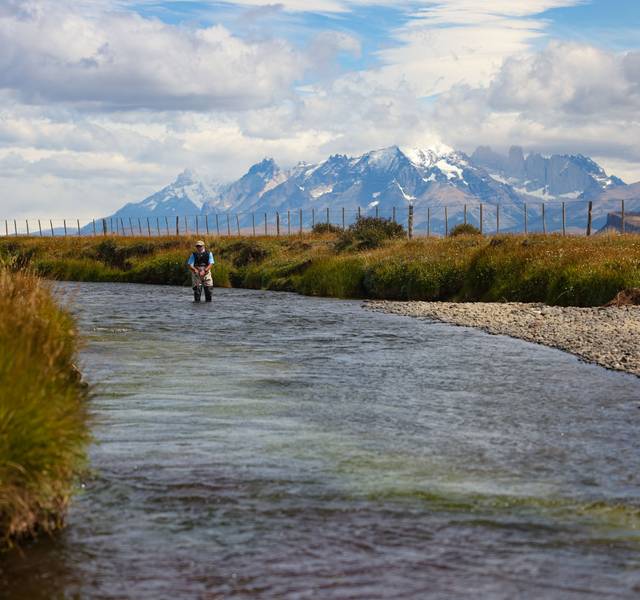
(621, 199), (625, 234)
(427, 206), (431, 237)
(524, 203), (527, 234)
(496, 204), (500, 234)
(175, 216), (179, 236)
(392, 206), (396, 223)
(463, 204), (467, 225)
(184, 215), (188, 235)
(326, 207), (330, 224)
(252, 213), (256, 237)
(195, 215), (199, 237)
(358, 206), (361, 219)
(164, 216), (169, 235)
(63, 219), (67, 237)
(226, 214), (231, 236)
(215, 214), (220, 235)
(26, 220), (30, 236)
(147, 217), (151, 237)
(236, 214), (240, 236)
(342, 207), (345, 230)
(542, 203), (546, 234)
(129, 217), (134, 235)
(39, 219), (43, 237)
(205, 214), (210, 235)
(312, 208), (315, 228)
(287, 210), (291, 235)
(103, 219), (108, 236)
(586, 201), (593, 236)
(276, 212), (280, 236)
(375, 206), (379, 218)
(479, 204), (483, 235)
(156, 217), (161, 236)
(137, 217), (142, 235)
(4, 220), (8, 236)
(444, 206), (448, 237)
(299, 209), (303, 235)
(77, 219), (81, 236)
(92, 219), (96, 236)
(562, 202), (566, 236)
(408, 204), (414, 239)
(264, 213), (267, 235)
(50, 219), (54, 237)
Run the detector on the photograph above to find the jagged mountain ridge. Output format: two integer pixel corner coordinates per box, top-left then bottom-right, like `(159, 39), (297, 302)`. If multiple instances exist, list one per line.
(103, 145), (632, 232)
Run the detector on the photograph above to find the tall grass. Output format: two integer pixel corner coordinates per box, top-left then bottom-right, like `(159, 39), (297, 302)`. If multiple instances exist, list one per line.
(0, 268), (89, 549)
(1, 233), (639, 306)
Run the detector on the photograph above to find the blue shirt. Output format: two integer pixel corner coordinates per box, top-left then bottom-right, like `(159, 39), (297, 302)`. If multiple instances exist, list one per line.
(187, 251), (215, 266)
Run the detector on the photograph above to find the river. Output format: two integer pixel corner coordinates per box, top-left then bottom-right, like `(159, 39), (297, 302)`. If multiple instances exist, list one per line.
(2, 282), (640, 598)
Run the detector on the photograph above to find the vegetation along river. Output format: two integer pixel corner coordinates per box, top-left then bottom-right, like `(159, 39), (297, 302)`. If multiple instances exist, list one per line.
(2, 282), (640, 599)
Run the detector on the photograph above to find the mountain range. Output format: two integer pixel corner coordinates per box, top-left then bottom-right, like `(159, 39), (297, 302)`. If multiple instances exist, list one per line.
(105, 145), (639, 233)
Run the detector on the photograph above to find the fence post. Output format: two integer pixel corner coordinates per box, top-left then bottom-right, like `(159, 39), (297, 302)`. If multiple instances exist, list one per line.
(13, 219), (17, 236)
(264, 212), (267, 235)
(252, 213), (256, 237)
(312, 208), (315, 228)
(164, 216), (169, 235)
(176, 216), (179, 236)
(358, 206), (361, 219)
(26, 220), (29, 236)
(156, 217), (161, 236)
(236, 214), (240, 236)
(524, 203), (527, 234)
(496, 205), (500, 234)
(129, 217), (133, 236)
(342, 207), (345, 230)
(542, 203), (546, 234)
(326, 207), (330, 224)
(136, 217), (141, 235)
(463, 204), (467, 225)
(215, 214), (220, 236)
(226, 214), (231, 236)
(621, 199), (625, 234)
(92, 219), (96, 236)
(50, 219), (55, 237)
(184, 215), (188, 235)
(39, 219), (43, 237)
(562, 202), (566, 236)
(276, 212), (280, 236)
(408, 204), (414, 239)
(195, 215), (199, 237)
(4, 220), (7, 236)
(205, 214), (210, 235)
(147, 217), (151, 237)
(427, 206), (431, 237)
(287, 210), (291, 235)
(479, 203), (483, 235)
(444, 206), (448, 237)
(63, 219), (67, 237)
(299, 209), (303, 235)
(375, 206), (379, 218)
(586, 201), (593, 236)
(101, 219), (106, 236)
(392, 206), (396, 223)
(77, 219), (81, 236)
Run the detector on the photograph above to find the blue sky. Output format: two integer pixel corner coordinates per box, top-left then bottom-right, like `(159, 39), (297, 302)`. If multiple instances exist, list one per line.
(0, 0), (639, 218)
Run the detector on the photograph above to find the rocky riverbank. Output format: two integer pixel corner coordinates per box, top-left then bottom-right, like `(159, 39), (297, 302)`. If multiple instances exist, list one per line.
(365, 300), (640, 377)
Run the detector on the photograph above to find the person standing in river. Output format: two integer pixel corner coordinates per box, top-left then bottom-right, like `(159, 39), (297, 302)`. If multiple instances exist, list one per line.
(187, 240), (215, 302)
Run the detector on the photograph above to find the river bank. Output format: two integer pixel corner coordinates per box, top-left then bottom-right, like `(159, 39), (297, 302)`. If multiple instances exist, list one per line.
(1, 232), (640, 307)
(366, 300), (640, 376)
(0, 270), (89, 550)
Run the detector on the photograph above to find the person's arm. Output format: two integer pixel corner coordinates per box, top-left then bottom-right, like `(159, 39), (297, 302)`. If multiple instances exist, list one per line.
(187, 254), (198, 273)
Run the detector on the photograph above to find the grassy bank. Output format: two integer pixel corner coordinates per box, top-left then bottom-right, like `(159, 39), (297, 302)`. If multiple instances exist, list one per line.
(1, 233), (639, 306)
(0, 268), (89, 549)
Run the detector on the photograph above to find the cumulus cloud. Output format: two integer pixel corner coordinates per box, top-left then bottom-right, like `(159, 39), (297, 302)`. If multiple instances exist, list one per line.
(0, 3), (305, 111)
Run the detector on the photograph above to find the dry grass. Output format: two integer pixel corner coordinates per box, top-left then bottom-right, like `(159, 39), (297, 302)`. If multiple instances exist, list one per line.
(0, 268), (89, 549)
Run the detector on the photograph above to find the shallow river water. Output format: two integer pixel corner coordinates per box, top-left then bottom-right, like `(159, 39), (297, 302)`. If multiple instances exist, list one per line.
(2, 282), (640, 599)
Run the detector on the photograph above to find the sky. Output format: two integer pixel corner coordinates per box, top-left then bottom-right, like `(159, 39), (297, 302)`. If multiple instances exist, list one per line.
(1, 0), (640, 219)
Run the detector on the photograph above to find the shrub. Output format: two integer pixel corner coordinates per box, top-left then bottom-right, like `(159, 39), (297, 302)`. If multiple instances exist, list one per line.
(336, 217), (406, 251)
(311, 222), (342, 235)
(449, 223), (481, 237)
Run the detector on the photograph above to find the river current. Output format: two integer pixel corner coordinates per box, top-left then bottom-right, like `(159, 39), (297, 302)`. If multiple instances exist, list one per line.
(2, 282), (640, 598)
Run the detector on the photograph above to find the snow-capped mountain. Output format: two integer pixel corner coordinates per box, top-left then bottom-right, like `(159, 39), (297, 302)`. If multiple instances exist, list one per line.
(111, 169), (222, 218)
(471, 146), (625, 202)
(100, 145), (632, 232)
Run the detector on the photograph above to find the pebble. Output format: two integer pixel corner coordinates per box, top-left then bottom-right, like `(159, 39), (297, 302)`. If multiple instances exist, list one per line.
(364, 300), (640, 377)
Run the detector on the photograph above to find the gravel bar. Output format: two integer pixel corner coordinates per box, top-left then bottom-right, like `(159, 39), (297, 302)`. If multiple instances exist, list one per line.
(365, 300), (640, 377)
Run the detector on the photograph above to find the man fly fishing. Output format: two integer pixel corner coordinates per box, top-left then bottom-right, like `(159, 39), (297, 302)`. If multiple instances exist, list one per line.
(187, 240), (215, 302)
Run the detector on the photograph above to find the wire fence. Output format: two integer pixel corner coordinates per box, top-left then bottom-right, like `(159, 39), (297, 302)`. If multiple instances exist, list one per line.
(3, 197), (640, 239)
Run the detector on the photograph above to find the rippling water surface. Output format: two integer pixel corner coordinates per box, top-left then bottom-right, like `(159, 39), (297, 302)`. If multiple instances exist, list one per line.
(2, 282), (640, 598)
